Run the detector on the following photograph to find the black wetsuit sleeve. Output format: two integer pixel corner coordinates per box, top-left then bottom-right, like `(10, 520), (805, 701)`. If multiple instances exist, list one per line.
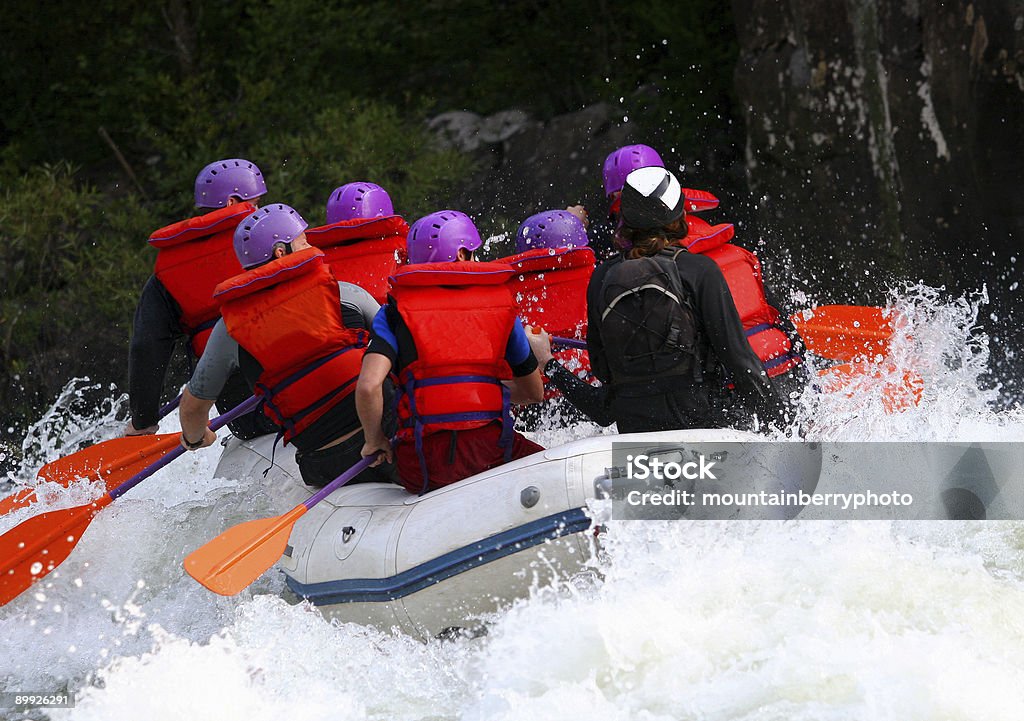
(684, 256), (787, 423)
(127, 276), (183, 428)
(545, 361), (615, 426)
(585, 260), (613, 384)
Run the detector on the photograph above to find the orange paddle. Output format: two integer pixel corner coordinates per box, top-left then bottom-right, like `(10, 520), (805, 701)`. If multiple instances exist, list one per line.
(791, 305), (897, 361)
(186, 454), (377, 596)
(0, 396), (260, 606)
(0, 393), (184, 515)
(0, 434), (180, 515)
(818, 361), (924, 413)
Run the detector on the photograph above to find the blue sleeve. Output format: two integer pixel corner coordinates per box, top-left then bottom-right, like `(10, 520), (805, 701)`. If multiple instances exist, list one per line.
(505, 318), (539, 378)
(366, 306), (398, 358)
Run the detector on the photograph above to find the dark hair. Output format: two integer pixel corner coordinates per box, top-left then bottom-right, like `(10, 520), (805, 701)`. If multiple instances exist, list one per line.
(615, 222), (689, 259)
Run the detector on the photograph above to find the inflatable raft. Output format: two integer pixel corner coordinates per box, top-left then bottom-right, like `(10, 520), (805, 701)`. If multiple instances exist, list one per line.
(213, 430), (824, 639)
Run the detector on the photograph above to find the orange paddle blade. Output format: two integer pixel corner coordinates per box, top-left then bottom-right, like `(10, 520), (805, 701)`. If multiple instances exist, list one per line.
(39, 433), (180, 486)
(185, 506), (307, 596)
(792, 305), (895, 361)
(818, 361), (924, 414)
(0, 496), (111, 606)
(0, 434), (181, 516)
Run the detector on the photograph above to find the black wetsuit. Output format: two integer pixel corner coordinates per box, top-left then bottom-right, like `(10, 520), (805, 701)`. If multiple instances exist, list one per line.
(549, 249), (788, 433)
(127, 275), (278, 439)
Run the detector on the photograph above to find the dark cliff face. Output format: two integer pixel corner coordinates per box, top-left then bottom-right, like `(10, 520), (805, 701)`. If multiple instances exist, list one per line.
(733, 0), (1024, 294)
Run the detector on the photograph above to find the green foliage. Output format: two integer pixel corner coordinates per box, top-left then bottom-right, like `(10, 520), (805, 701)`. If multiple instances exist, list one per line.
(246, 103), (473, 223)
(0, 164), (160, 423)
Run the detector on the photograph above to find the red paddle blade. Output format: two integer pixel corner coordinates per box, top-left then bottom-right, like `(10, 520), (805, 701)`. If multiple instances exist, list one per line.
(0, 434), (180, 516)
(39, 433), (180, 486)
(818, 362), (924, 414)
(0, 497), (110, 606)
(792, 305), (896, 362)
(0, 488), (38, 516)
(185, 507), (306, 596)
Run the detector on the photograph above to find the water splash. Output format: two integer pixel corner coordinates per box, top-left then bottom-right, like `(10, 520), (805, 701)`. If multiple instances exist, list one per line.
(4, 283), (1024, 720)
(795, 282), (1024, 441)
(11, 378), (131, 483)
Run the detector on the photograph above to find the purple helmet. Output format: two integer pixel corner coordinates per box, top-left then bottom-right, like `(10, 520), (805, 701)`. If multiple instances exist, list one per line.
(194, 158), (267, 209)
(407, 210), (482, 264)
(515, 210), (589, 253)
(326, 182), (394, 224)
(233, 203), (308, 269)
(602, 144), (664, 197)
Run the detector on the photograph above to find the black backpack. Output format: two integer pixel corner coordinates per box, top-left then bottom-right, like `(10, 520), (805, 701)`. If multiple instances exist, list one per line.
(598, 248), (700, 383)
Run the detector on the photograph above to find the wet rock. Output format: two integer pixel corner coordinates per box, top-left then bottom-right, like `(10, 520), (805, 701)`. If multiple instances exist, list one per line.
(733, 0), (1024, 289)
(427, 103), (637, 239)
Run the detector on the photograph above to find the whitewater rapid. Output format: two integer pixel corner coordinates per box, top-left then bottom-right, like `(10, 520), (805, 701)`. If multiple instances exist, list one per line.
(3, 284), (1024, 720)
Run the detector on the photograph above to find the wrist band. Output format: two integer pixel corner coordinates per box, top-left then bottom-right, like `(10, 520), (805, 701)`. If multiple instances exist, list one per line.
(181, 432), (205, 450)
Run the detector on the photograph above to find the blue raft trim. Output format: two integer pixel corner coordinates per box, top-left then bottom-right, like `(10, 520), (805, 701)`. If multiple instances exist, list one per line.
(285, 507), (592, 605)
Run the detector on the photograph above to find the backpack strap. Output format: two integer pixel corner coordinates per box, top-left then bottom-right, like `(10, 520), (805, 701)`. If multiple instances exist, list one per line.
(659, 248), (703, 383)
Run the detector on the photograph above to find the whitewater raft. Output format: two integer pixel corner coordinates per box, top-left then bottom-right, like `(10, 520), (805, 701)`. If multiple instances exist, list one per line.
(212, 430), (824, 639)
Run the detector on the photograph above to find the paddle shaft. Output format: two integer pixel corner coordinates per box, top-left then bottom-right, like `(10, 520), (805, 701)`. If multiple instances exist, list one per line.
(158, 393), (182, 420)
(555, 306), (892, 361)
(551, 336), (586, 350)
(110, 394), (261, 500)
(191, 453), (377, 592)
(303, 454), (376, 509)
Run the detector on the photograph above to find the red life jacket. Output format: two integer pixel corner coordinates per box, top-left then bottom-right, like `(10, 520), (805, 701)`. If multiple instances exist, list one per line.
(497, 246), (596, 396)
(149, 203), (255, 358)
(388, 262), (518, 489)
(305, 216), (408, 304)
(214, 248), (369, 443)
(684, 216), (801, 377)
(497, 246), (595, 337)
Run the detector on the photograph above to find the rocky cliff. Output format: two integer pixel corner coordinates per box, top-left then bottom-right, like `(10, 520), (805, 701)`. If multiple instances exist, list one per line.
(733, 0), (1023, 290)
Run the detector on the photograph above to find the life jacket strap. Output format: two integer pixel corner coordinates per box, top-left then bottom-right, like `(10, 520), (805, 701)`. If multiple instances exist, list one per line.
(745, 323), (804, 375)
(398, 374), (512, 494)
(256, 342), (366, 438)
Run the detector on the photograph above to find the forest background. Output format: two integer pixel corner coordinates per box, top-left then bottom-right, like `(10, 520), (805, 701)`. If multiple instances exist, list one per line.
(2, 0), (1021, 435)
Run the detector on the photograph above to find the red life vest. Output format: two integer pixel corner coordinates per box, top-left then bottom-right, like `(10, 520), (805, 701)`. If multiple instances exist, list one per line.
(149, 203), (255, 358)
(388, 262), (518, 488)
(305, 216), (408, 304)
(497, 246), (596, 395)
(497, 246), (595, 336)
(214, 248), (369, 443)
(684, 216), (801, 377)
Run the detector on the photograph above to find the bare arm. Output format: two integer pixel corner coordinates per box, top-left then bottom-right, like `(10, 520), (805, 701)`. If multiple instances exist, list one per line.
(508, 369), (544, 405)
(178, 387), (218, 451)
(356, 352), (394, 465)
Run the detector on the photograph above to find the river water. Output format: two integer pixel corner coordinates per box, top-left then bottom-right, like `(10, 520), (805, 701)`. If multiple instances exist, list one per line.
(2, 284), (1023, 720)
